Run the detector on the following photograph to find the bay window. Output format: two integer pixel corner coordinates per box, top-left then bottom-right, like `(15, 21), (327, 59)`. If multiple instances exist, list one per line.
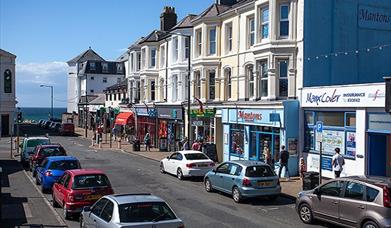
(260, 7), (269, 39)
(209, 27), (216, 55)
(247, 65), (255, 98)
(258, 60), (268, 97)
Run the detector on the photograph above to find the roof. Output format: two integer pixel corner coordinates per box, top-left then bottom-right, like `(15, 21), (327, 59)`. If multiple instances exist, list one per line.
(108, 194), (165, 205)
(38, 144), (63, 148)
(139, 30), (168, 44)
(89, 94), (106, 105)
(67, 169), (106, 176)
(0, 49), (17, 58)
(128, 37), (144, 50)
(171, 14), (197, 30)
(104, 80), (128, 92)
(117, 51), (129, 62)
(67, 48), (105, 65)
(46, 156), (78, 162)
(230, 160), (268, 167)
(341, 176), (391, 187)
(191, 3), (231, 22)
(26, 137), (49, 141)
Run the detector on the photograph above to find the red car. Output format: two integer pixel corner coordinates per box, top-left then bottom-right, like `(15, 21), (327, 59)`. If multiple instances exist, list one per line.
(51, 169), (114, 219)
(59, 123), (75, 136)
(30, 144), (67, 177)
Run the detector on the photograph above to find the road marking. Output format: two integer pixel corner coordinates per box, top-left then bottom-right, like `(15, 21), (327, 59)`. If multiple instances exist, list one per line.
(23, 169), (68, 226)
(22, 202), (33, 218)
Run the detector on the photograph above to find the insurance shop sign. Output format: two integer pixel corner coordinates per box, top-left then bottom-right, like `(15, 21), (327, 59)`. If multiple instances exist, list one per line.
(302, 84), (385, 108)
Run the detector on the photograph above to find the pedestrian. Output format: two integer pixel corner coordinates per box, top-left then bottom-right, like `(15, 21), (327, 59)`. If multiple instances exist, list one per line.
(191, 140), (200, 151)
(278, 145), (289, 178)
(332, 147), (345, 178)
(182, 137), (189, 150)
(144, 132), (151, 151)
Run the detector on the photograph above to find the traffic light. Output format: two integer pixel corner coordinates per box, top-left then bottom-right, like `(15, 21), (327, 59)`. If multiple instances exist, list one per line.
(17, 112), (22, 123)
(109, 109), (115, 120)
(386, 77), (391, 113)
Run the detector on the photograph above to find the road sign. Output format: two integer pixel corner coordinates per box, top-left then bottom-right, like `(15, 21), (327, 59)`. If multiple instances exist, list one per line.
(316, 121), (323, 142)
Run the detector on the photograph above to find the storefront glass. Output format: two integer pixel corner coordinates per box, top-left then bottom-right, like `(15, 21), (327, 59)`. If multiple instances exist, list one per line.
(137, 116), (156, 147)
(230, 124), (244, 156)
(248, 126), (280, 162)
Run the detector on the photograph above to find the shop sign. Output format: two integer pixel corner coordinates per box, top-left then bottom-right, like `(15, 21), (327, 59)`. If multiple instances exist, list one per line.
(192, 120), (203, 126)
(157, 107), (182, 120)
(135, 107), (157, 117)
(238, 111), (262, 121)
(190, 109), (215, 118)
(321, 157), (333, 171)
(302, 84), (385, 108)
(358, 5), (391, 31)
(228, 109), (284, 127)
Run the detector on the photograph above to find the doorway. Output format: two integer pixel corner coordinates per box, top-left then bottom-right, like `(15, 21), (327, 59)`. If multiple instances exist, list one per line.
(1, 114), (10, 136)
(368, 133), (390, 176)
(249, 127), (280, 163)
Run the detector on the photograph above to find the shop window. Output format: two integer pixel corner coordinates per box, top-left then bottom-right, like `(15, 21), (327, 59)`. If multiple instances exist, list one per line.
(304, 128), (315, 151)
(305, 111), (315, 125)
(317, 112), (344, 127)
(345, 112), (356, 127)
(230, 124), (244, 156)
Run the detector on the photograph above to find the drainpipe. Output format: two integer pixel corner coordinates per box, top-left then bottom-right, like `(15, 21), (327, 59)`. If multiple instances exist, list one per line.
(236, 9), (240, 101)
(165, 38), (169, 101)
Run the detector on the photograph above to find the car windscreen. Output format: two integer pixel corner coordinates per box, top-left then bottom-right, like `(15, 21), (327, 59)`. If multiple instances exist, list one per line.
(40, 147), (65, 156)
(184, 153), (209, 160)
(49, 160), (80, 170)
(119, 202), (176, 223)
(245, 166), (274, 177)
(72, 174), (110, 189)
(27, 139), (50, 148)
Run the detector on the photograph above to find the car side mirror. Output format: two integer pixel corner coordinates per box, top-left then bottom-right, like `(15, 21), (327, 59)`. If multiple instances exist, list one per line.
(83, 206), (91, 212)
(166, 156), (170, 160)
(212, 169), (216, 173)
(314, 188), (321, 196)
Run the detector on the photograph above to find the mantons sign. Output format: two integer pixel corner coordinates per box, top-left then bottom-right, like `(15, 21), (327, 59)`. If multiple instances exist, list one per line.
(302, 84), (385, 108)
(358, 5), (391, 31)
(238, 111), (262, 121)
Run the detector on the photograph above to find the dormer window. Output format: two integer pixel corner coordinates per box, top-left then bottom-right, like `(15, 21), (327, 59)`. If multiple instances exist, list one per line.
(117, 63), (123, 73)
(89, 62), (96, 71)
(102, 63), (108, 73)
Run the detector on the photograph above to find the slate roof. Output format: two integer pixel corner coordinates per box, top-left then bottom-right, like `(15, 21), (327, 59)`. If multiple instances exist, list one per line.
(191, 3), (231, 21)
(117, 51), (129, 62)
(89, 94), (106, 105)
(139, 30), (169, 44)
(128, 37), (144, 50)
(0, 49), (16, 58)
(67, 48), (105, 65)
(104, 79), (128, 92)
(171, 14), (197, 30)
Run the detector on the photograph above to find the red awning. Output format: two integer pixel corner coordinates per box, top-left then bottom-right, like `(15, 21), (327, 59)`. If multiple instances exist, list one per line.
(115, 112), (134, 125)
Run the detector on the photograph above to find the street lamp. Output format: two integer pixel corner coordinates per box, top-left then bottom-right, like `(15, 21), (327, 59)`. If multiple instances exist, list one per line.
(40, 84), (53, 119)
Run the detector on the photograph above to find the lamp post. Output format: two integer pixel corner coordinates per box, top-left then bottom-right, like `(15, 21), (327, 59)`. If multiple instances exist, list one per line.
(40, 85), (53, 119)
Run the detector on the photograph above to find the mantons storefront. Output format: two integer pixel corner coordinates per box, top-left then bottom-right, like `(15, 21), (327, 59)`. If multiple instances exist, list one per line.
(221, 101), (300, 175)
(301, 83), (388, 178)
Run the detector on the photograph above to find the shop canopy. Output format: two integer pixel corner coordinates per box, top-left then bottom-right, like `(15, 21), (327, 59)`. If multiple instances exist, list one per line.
(115, 112), (135, 125)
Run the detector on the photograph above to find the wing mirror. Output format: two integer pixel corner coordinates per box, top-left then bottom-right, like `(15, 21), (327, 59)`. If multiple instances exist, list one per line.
(83, 206), (91, 212)
(212, 168), (216, 173)
(313, 188), (321, 196)
(166, 156), (170, 160)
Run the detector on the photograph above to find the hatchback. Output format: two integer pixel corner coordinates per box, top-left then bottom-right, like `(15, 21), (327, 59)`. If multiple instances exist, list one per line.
(52, 169), (114, 219)
(204, 160), (281, 203)
(36, 156), (81, 193)
(20, 136), (51, 168)
(296, 176), (391, 228)
(30, 144), (67, 177)
(80, 193), (184, 228)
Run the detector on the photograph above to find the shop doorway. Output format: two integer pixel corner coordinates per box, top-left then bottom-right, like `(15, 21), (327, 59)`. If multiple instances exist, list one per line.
(368, 133), (390, 176)
(1, 114), (10, 136)
(249, 128), (280, 163)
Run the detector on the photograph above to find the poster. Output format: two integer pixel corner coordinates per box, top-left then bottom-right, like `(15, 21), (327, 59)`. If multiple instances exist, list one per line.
(288, 138), (298, 155)
(317, 130), (345, 155)
(345, 132), (356, 157)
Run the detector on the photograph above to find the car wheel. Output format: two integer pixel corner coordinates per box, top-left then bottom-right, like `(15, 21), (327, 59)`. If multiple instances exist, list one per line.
(63, 204), (71, 220)
(52, 193), (59, 208)
(160, 162), (165, 174)
(232, 187), (242, 203)
(299, 203), (313, 224)
(362, 220), (379, 228)
(35, 176), (40, 185)
(41, 184), (47, 194)
(204, 178), (213, 192)
(177, 168), (183, 180)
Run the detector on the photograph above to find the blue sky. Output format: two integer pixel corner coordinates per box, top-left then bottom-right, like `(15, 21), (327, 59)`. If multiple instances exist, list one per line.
(0, 0), (212, 108)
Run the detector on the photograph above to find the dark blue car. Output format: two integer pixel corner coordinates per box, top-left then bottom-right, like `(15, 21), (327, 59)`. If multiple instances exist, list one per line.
(35, 156), (81, 193)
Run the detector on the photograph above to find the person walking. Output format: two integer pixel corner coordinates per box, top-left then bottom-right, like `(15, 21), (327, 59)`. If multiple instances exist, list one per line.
(191, 140), (201, 151)
(182, 137), (189, 150)
(144, 132), (151, 151)
(332, 147), (345, 178)
(278, 145), (289, 178)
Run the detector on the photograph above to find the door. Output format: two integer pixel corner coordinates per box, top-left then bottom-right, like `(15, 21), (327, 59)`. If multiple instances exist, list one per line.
(339, 181), (367, 227)
(166, 153), (178, 174)
(1, 114), (10, 136)
(368, 133), (387, 176)
(58, 174), (71, 206)
(213, 163), (230, 192)
(95, 200), (114, 227)
(53, 174), (67, 204)
(312, 180), (344, 222)
(222, 164), (242, 191)
(84, 198), (109, 228)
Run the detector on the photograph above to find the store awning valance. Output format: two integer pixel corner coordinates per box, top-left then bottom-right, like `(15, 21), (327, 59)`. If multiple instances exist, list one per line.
(115, 112), (134, 125)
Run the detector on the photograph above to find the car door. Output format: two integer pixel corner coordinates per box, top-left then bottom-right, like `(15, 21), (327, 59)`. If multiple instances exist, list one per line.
(58, 174), (71, 206)
(175, 153), (184, 173)
(166, 153), (178, 174)
(37, 159), (49, 184)
(84, 198), (109, 228)
(312, 180), (345, 223)
(96, 199), (114, 227)
(212, 163), (230, 191)
(222, 164), (242, 191)
(53, 173), (67, 204)
(339, 181), (367, 227)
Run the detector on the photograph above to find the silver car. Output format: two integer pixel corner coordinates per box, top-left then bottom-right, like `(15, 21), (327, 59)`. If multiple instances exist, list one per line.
(296, 176), (391, 228)
(80, 193), (184, 228)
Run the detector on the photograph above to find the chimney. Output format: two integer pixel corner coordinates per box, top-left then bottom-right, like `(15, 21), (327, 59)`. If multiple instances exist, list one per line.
(216, 0), (238, 6)
(160, 6), (177, 31)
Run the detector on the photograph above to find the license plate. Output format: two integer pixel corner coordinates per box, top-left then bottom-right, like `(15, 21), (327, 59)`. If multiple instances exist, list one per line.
(198, 164), (208, 168)
(257, 181), (272, 187)
(86, 195), (101, 200)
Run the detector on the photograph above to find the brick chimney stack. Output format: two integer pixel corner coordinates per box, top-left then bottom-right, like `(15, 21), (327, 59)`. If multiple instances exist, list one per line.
(160, 6), (177, 31)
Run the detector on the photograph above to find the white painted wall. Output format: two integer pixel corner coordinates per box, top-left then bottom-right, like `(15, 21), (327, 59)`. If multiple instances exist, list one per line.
(80, 74), (123, 96)
(0, 50), (16, 136)
(67, 64), (78, 113)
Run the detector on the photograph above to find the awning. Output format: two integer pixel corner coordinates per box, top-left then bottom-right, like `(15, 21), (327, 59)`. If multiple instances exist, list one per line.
(115, 112), (134, 125)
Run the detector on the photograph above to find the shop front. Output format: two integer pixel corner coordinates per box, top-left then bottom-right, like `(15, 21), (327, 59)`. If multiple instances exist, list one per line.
(156, 106), (184, 151)
(134, 107), (157, 148)
(190, 109), (216, 143)
(301, 83), (387, 178)
(221, 100), (299, 175)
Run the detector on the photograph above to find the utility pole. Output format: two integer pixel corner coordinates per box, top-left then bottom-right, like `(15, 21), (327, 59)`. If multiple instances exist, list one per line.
(85, 74), (88, 138)
(187, 36), (192, 144)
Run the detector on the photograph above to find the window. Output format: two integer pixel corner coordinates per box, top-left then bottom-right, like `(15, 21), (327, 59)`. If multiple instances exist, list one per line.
(208, 70), (216, 100)
(106, 94), (109, 101)
(130, 53), (134, 72)
(136, 81), (140, 102)
(117, 64), (123, 73)
(173, 37), (179, 62)
(304, 111), (315, 125)
(366, 187), (379, 202)
(346, 113), (356, 127)
(118, 202), (176, 223)
(159, 78), (164, 100)
(102, 63), (108, 73)
(160, 46), (165, 68)
(89, 62), (96, 71)
(196, 29), (202, 57)
(172, 74), (178, 102)
(90, 76), (94, 80)
(150, 48), (156, 67)
(209, 27), (216, 55)
(260, 7), (269, 39)
(344, 182), (365, 201)
(64, 175), (71, 189)
(280, 4), (289, 37)
(194, 71), (201, 98)
(4, 69), (12, 93)
(184, 37), (190, 59)
(100, 201), (114, 222)
(317, 112), (345, 127)
(137, 52), (141, 71)
(109, 94), (112, 101)
(72, 174), (110, 189)
(103, 77), (107, 83)
(231, 124), (244, 156)
(216, 163), (230, 174)
(151, 80), (155, 101)
(247, 65), (255, 98)
(229, 164), (243, 176)
(225, 23), (233, 53)
(319, 181), (344, 197)
(258, 60), (268, 97)
(245, 166), (274, 177)
(92, 198), (109, 216)
(225, 68), (232, 100)
(248, 17), (255, 47)
(118, 93), (121, 101)
(141, 49), (146, 69)
(114, 94), (117, 100)
(278, 60), (288, 97)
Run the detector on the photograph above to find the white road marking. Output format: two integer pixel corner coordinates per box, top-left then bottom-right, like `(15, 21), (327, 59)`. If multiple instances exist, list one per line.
(22, 202), (33, 218)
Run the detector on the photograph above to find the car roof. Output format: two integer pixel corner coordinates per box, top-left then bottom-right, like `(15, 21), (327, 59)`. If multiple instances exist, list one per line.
(179, 150), (204, 154)
(228, 160), (268, 167)
(67, 169), (105, 176)
(26, 137), (49, 141)
(46, 156), (78, 162)
(338, 176), (391, 187)
(107, 193), (165, 205)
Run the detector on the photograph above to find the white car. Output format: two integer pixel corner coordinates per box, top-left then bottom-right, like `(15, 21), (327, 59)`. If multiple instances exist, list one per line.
(160, 150), (215, 180)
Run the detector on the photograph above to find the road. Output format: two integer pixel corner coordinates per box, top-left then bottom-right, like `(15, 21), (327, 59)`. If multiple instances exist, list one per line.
(20, 124), (331, 228)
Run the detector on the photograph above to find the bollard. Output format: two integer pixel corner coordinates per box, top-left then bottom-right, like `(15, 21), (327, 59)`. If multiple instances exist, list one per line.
(118, 139), (121, 149)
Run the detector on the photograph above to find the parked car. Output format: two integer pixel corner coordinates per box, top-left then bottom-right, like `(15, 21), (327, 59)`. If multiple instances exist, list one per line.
(40, 120), (47, 127)
(204, 160), (281, 203)
(30, 144), (67, 177)
(53, 122), (61, 132)
(52, 169), (114, 219)
(160, 150), (215, 180)
(35, 156), (81, 192)
(296, 176), (391, 228)
(37, 119), (44, 127)
(49, 122), (57, 130)
(20, 136), (51, 168)
(44, 121), (53, 129)
(80, 193), (184, 228)
(59, 123), (75, 136)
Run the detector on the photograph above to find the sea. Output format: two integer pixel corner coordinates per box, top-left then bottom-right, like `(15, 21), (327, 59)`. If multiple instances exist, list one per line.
(19, 107), (67, 122)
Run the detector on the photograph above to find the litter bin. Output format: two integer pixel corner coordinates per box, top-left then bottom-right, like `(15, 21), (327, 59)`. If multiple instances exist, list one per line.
(302, 171), (320, 190)
(159, 138), (168, 151)
(133, 140), (140, 152)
